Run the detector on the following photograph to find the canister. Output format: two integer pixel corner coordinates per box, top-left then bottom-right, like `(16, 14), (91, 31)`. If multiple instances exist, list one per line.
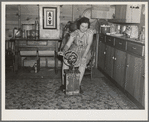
(121, 25), (126, 34)
(13, 28), (18, 38)
(100, 25), (110, 34)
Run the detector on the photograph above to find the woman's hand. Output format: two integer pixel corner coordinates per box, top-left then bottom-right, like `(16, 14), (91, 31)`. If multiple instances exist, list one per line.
(80, 57), (87, 67)
(58, 51), (64, 56)
(81, 57), (86, 64)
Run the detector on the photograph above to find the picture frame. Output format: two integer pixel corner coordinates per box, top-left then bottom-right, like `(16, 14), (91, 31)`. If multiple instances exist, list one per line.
(43, 7), (57, 29)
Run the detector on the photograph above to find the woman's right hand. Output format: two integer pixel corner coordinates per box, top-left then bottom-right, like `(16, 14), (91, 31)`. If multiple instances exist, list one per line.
(58, 51), (64, 56)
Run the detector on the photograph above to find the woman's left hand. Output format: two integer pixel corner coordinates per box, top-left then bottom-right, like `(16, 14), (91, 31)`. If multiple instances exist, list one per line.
(58, 51), (64, 56)
(81, 57), (86, 64)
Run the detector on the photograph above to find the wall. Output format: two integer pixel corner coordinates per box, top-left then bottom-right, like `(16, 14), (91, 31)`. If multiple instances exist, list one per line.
(5, 4), (94, 40)
(6, 5), (19, 40)
(6, 4), (145, 40)
(139, 4), (145, 32)
(5, 4), (145, 68)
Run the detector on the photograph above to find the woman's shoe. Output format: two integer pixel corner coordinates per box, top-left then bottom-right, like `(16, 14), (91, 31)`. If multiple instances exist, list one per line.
(80, 86), (83, 94)
(59, 85), (65, 91)
(55, 85), (65, 94)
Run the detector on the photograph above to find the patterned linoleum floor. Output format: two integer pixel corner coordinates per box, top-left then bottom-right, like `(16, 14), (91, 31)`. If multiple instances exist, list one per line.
(5, 68), (138, 109)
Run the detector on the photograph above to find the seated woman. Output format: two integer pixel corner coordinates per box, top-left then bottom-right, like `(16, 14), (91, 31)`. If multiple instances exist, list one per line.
(58, 17), (96, 93)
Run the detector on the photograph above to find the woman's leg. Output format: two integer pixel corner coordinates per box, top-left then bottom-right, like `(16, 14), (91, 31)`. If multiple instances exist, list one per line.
(61, 62), (69, 85)
(78, 65), (86, 85)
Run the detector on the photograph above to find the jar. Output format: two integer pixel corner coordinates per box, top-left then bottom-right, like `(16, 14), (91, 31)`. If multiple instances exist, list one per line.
(100, 25), (110, 34)
(115, 24), (121, 34)
(22, 30), (25, 38)
(139, 26), (145, 42)
(121, 25), (126, 34)
(141, 26), (145, 41)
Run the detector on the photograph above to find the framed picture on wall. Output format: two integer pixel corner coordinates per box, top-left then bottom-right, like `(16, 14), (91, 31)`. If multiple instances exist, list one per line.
(43, 7), (57, 29)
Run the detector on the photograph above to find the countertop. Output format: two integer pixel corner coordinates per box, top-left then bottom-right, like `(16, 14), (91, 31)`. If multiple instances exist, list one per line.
(9, 38), (62, 42)
(99, 33), (145, 45)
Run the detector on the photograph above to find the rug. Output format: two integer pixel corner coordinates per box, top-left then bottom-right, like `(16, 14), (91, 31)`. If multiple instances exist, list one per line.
(6, 67), (104, 79)
(5, 76), (138, 109)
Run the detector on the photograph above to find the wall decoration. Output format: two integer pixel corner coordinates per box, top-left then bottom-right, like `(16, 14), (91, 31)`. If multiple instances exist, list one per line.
(43, 7), (57, 29)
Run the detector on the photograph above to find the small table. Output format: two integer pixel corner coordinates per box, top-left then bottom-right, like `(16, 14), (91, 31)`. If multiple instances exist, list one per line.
(9, 38), (62, 74)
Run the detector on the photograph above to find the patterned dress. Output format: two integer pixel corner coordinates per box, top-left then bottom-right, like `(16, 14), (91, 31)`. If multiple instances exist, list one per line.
(67, 29), (95, 67)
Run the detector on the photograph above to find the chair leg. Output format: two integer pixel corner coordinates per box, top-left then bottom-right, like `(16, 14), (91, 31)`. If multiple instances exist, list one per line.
(55, 51), (58, 74)
(90, 66), (93, 81)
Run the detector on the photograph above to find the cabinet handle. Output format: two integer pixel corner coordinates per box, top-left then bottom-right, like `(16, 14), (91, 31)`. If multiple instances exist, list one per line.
(119, 42), (122, 45)
(112, 56), (115, 59)
(114, 57), (116, 60)
(132, 47), (136, 50)
(104, 52), (106, 54)
(126, 64), (129, 67)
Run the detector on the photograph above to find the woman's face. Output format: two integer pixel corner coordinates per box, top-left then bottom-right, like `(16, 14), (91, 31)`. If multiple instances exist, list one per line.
(80, 23), (88, 33)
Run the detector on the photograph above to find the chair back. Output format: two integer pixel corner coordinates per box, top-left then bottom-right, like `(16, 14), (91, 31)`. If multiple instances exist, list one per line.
(90, 34), (96, 56)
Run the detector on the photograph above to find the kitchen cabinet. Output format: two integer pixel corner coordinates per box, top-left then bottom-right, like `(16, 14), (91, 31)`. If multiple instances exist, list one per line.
(125, 54), (145, 107)
(113, 49), (126, 88)
(113, 38), (127, 88)
(125, 40), (145, 108)
(98, 34), (145, 108)
(91, 5), (115, 19)
(141, 60), (145, 107)
(105, 36), (127, 87)
(114, 5), (142, 23)
(98, 35), (106, 70)
(104, 36), (115, 78)
(105, 45), (114, 78)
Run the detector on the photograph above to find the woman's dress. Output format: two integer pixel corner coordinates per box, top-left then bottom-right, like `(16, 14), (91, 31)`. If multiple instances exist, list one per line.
(66, 29), (94, 67)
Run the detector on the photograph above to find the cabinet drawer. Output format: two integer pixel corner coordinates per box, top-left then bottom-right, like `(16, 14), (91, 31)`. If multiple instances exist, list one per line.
(127, 42), (144, 56)
(106, 36), (114, 46)
(99, 35), (105, 43)
(115, 38), (126, 51)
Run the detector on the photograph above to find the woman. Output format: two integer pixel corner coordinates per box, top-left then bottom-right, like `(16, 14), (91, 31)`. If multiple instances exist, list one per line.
(58, 17), (95, 93)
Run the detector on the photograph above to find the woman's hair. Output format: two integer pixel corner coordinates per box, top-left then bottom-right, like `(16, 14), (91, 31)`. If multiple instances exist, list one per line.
(77, 17), (90, 29)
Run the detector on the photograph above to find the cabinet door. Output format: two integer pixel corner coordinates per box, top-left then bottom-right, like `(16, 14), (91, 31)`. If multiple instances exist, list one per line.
(115, 5), (141, 23)
(139, 59), (145, 107)
(115, 5), (127, 21)
(98, 42), (106, 70)
(125, 54), (144, 105)
(105, 45), (114, 78)
(113, 49), (126, 88)
(125, 5), (132, 23)
(130, 5), (141, 23)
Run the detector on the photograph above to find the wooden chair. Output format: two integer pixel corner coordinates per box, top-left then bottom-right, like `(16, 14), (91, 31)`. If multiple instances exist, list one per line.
(60, 27), (96, 80)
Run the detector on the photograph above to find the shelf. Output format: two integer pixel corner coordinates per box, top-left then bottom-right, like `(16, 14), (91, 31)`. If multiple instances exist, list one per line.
(9, 38), (62, 42)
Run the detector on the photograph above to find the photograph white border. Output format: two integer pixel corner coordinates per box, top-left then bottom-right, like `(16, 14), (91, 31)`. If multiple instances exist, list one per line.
(1, 1), (148, 121)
